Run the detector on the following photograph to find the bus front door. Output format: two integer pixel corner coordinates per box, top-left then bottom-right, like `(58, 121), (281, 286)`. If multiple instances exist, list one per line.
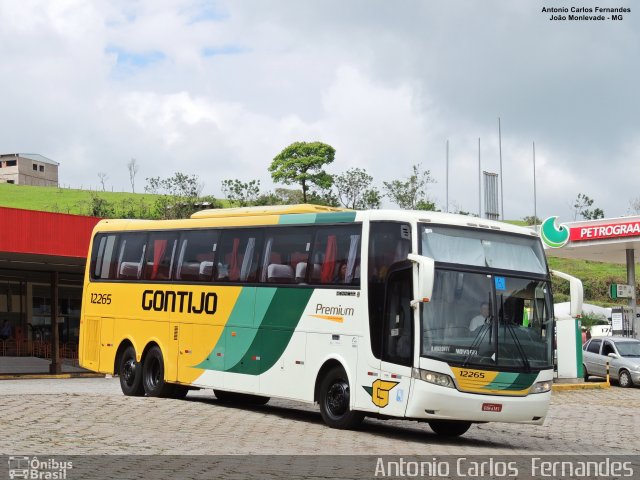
(377, 265), (414, 418)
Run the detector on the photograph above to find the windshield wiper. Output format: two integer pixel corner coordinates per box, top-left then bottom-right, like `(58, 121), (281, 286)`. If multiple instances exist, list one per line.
(499, 293), (531, 372)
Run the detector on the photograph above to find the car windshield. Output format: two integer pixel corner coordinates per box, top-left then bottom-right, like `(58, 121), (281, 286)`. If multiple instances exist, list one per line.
(420, 270), (554, 370)
(615, 341), (640, 357)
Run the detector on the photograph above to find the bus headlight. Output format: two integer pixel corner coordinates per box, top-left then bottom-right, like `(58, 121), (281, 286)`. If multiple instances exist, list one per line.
(529, 380), (552, 394)
(412, 368), (455, 388)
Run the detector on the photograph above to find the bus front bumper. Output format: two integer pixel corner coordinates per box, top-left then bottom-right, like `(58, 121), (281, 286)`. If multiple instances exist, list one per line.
(406, 380), (550, 425)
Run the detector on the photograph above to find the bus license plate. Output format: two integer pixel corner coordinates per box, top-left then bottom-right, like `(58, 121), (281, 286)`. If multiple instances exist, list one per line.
(482, 403), (502, 412)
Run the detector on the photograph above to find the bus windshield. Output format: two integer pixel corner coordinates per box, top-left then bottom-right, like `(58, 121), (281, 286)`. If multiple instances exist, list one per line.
(421, 225), (546, 274)
(419, 226), (553, 370)
(421, 271), (553, 369)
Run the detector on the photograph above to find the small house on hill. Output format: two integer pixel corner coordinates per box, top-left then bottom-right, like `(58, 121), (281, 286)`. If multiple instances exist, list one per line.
(0, 153), (59, 187)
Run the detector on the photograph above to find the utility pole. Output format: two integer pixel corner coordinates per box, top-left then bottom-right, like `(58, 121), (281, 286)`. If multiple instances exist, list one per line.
(498, 117), (504, 220)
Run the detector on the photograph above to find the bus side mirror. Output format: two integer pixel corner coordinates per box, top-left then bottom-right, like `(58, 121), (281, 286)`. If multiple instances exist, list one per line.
(408, 254), (435, 307)
(551, 270), (583, 317)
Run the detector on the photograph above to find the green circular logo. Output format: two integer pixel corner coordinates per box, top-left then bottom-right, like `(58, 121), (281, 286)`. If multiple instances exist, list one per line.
(540, 216), (570, 248)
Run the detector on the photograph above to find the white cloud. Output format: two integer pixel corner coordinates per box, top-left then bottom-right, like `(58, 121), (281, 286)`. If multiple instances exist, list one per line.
(0, 0), (637, 219)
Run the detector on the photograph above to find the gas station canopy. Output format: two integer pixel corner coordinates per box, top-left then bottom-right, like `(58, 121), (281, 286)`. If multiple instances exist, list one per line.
(542, 215), (640, 264)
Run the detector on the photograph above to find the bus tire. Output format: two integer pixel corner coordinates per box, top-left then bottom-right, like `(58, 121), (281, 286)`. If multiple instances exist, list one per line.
(214, 390), (270, 405)
(242, 394), (270, 405)
(318, 367), (363, 429)
(428, 420), (472, 437)
(142, 346), (174, 397)
(119, 345), (145, 397)
(170, 385), (190, 399)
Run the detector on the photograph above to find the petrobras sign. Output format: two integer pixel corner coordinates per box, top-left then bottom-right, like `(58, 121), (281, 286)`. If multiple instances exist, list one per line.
(570, 221), (640, 241)
(540, 217), (570, 248)
(541, 216), (640, 248)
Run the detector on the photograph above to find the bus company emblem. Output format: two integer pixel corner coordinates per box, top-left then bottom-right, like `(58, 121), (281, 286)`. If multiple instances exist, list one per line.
(141, 289), (218, 315)
(362, 379), (399, 408)
(540, 216), (570, 248)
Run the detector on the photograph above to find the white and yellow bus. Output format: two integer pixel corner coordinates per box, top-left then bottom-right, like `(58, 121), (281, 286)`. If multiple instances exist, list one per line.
(79, 204), (582, 436)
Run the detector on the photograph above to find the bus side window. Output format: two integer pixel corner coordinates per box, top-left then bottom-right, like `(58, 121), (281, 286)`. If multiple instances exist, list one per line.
(176, 230), (219, 282)
(261, 227), (312, 284)
(309, 225), (361, 286)
(217, 229), (263, 283)
(142, 233), (179, 281)
(91, 234), (119, 280)
(116, 233), (147, 281)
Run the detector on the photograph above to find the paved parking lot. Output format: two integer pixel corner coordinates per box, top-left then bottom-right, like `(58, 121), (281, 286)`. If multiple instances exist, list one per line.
(1, 377), (639, 456)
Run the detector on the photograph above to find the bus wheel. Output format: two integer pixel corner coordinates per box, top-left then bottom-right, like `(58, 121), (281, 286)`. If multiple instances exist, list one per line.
(428, 420), (472, 437)
(319, 367), (363, 429)
(241, 394), (270, 405)
(214, 390), (270, 405)
(142, 346), (174, 397)
(170, 385), (190, 399)
(119, 345), (144, 396)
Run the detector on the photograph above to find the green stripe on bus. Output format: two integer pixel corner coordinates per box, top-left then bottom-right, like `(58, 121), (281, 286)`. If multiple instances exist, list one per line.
(277, 211), (356, 225)
(315, 212), (356, 223)
(484, 372), (537, 391)
(227, 288), (313, 374)
(278, 213), (317, 225)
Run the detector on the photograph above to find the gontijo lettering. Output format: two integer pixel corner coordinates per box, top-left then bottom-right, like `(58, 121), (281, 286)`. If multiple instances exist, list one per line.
(142, 289), (218, 314)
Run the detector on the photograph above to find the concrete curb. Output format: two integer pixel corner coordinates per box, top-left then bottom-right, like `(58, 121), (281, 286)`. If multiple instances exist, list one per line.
(552, 381), (610, 391)
(0, 372), (105, 381)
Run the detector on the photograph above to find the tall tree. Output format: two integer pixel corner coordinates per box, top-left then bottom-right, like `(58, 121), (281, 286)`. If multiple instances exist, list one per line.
(383, 164), (436, 210)
(145, 172), (216, 219)
(221, 179), (261, 207)
(572, 193), (604, 220)
(522, 215), (542, 225)
(97, 172), (108, 191)
(334, 168), (381, 209)
(128, 158), (139, 193)
(269, 141), (335, 203)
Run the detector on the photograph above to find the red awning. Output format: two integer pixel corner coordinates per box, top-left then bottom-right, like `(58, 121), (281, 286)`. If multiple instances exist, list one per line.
(0, 206), (100, 258)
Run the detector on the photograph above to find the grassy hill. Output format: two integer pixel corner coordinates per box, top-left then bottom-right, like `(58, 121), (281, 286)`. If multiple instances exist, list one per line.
(1, 183), (636, 305)
(0, 183), (160, 217)
(547, 256), (635, 306)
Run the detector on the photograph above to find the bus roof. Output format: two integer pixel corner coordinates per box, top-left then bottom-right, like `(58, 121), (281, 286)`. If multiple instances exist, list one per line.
(190, 204), (349, 219)
(91, 205), (538, 239)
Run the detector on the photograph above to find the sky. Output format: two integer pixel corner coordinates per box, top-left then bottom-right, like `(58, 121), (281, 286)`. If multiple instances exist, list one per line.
(0, 0), (638, 222)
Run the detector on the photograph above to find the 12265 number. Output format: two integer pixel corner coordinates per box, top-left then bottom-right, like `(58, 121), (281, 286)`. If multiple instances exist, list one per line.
(91, 293), (112, 305)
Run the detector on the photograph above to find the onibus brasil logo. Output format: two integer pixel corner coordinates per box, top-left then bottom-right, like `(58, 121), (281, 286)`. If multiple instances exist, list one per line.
(540, 216), (570, 248)
(8, 456), (73, 479)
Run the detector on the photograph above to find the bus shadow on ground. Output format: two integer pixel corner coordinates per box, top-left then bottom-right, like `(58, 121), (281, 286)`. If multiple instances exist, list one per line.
(185, 394), (503, 448)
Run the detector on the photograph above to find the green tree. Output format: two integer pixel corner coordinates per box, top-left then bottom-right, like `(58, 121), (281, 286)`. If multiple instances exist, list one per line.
(334, 168), (381, 209)
(572, 193), (604, 220)
(86, 192), (114, 217)
(269, 141), (335, 203)
(221, 179), (261, 207)
(145, 172), (215, 219)
(522, 215), (542, 225)
(383, 164), (436, 210)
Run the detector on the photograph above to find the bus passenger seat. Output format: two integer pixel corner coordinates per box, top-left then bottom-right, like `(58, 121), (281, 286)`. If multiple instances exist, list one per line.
(199, 261), (213, 278)
(295, 262), (307, 283)
(267, 264), (294, 283)
(119, 262), (141, 279)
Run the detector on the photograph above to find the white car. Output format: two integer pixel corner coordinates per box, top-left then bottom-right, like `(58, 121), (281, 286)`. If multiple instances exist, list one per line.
(583, 336), (640, 387)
